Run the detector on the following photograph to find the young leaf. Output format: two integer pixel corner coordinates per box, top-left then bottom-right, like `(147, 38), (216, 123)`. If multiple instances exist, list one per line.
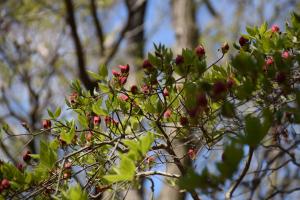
(54, 107), (61, 118)
(99, 64), (108, 78)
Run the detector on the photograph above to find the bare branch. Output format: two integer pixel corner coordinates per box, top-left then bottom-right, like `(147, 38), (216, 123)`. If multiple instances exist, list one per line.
(64, 0), (97, 92)
(90, 0), (105, 56)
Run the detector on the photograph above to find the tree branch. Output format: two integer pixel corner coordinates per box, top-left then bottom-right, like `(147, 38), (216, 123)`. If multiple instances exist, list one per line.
(64, 0), (97, 92)
(136, 171), (180, 178)
(226, 147), (254, 199)
(90, 0), (105, 56)
(203, 0), (220, 18)
(103, 0), (147, 65)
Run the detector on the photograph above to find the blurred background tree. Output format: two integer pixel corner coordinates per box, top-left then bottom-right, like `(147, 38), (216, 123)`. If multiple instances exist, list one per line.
(0, 0), (299, 199)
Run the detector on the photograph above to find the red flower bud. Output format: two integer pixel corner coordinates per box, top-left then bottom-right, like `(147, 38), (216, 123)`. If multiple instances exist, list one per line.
(112, 70), (121, 77)
(213, 81), (227, 95)
(105, 116), (112, 126)
(142, 84), (150, 94)
(1, 179), (10, 189)
(64, 162), (72, 169)
(69, 92), (78, 104)
(227, 77), (235, 89)
(119, 94), (129, 101)
(275, 72), (286, 83)
(180, 117), (188, 126)
(85, 131), (93, 142)
(239, 36), (249, 46)
(146, 156), (155, 164)
(282, 51), (290, 59)
(93, 116), (101, 125)
(63, 172), (71, 179)
(175, 55), (184, 65)
(265, 57), (274, 66)
(130, 85), (138, 94)
(188, 149), (196, 160)
(16, 163), (24, 172)
(163, 109), (172, 118)
(271, 24), (280, 33)
(22, 150), (31, 162)
(195, 45), (205, 57)
(187, 107), (198, 118)
(119, 64), (130, 74)
(221, 42), (229, 54)
(163, 88), (169, 97)
(197, 93), (208, 107)
(118, 76), (127, 85)
(42, 119), (51, 129)
(142, 59), (153, 70)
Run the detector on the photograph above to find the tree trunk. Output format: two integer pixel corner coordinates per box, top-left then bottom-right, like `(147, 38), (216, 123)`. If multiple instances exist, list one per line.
(158, 1), (199, 200)
(123, 0), (147, 199)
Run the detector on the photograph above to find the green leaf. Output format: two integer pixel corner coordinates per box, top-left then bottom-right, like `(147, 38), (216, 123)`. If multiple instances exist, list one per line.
(87, 70), (102, 81)
(47, 109), (54, 118)
(39, 140), (57, 170)
(259, 22), (268, 35)
(98, 64), (108, 78)
(92, 99), (108, 116)
(140, 132), (154, 155)
(217, 142), (243, 180)
(98, 83), (110, 93)
(103, 155), (136, 183)
(29, 154), (40, 159)
(62, 184), (88, 200)
(243, 114), (270, 147)
(54, 107), (61, 118)
(246, 26), (256, 36)
(78, 114), (89, 128)
(60, 121), (76, 144)
(221, 102), (235, 118)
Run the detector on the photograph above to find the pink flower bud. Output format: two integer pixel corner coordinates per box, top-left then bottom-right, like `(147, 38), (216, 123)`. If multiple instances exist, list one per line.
(271, 24), (280, 33)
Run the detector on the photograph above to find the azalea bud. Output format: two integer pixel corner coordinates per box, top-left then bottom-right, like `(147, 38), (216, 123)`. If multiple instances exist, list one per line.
(118, 76), (127, 85)
(271, 24), (280, 33)
(266, 57), (274, 66)
(130, 85), (138, 94)
(175, 55), (184, 65)
(213, 81), (227, 95)
(195, 45), (205, 57)
(69, 92), (78, 104)
(23, 150), (31, 162)
(142, 59), (153, 70)
(180, 117), (188, 126)
(142, 85), (150, 94)
(275, 72), (286, 83)
(146, 156), (155, 164)
(282, 51), (290, 59)
(163, 88), (169, 97)
(93, 116), (101, 125)
(119, 94), (129, 101)
(112, 70), (121, 77)
(105, 116), (112, 126)
(188, 149), (196, 160)
(64, 162), (72, 169)
(163, 109), (172, 118)
(16, 163), (24, 172)
(221, 42), (229, 54)
(63, 172), (71, 179)
(119, 64), (130, 74)
(227, 77), (235, 89)
(197, 93), (208, 107)
(1, 179), (10, 189)
(42, 119), (51, 129)
(85, 131), (93, 141)
(239, 36), (249, 46)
